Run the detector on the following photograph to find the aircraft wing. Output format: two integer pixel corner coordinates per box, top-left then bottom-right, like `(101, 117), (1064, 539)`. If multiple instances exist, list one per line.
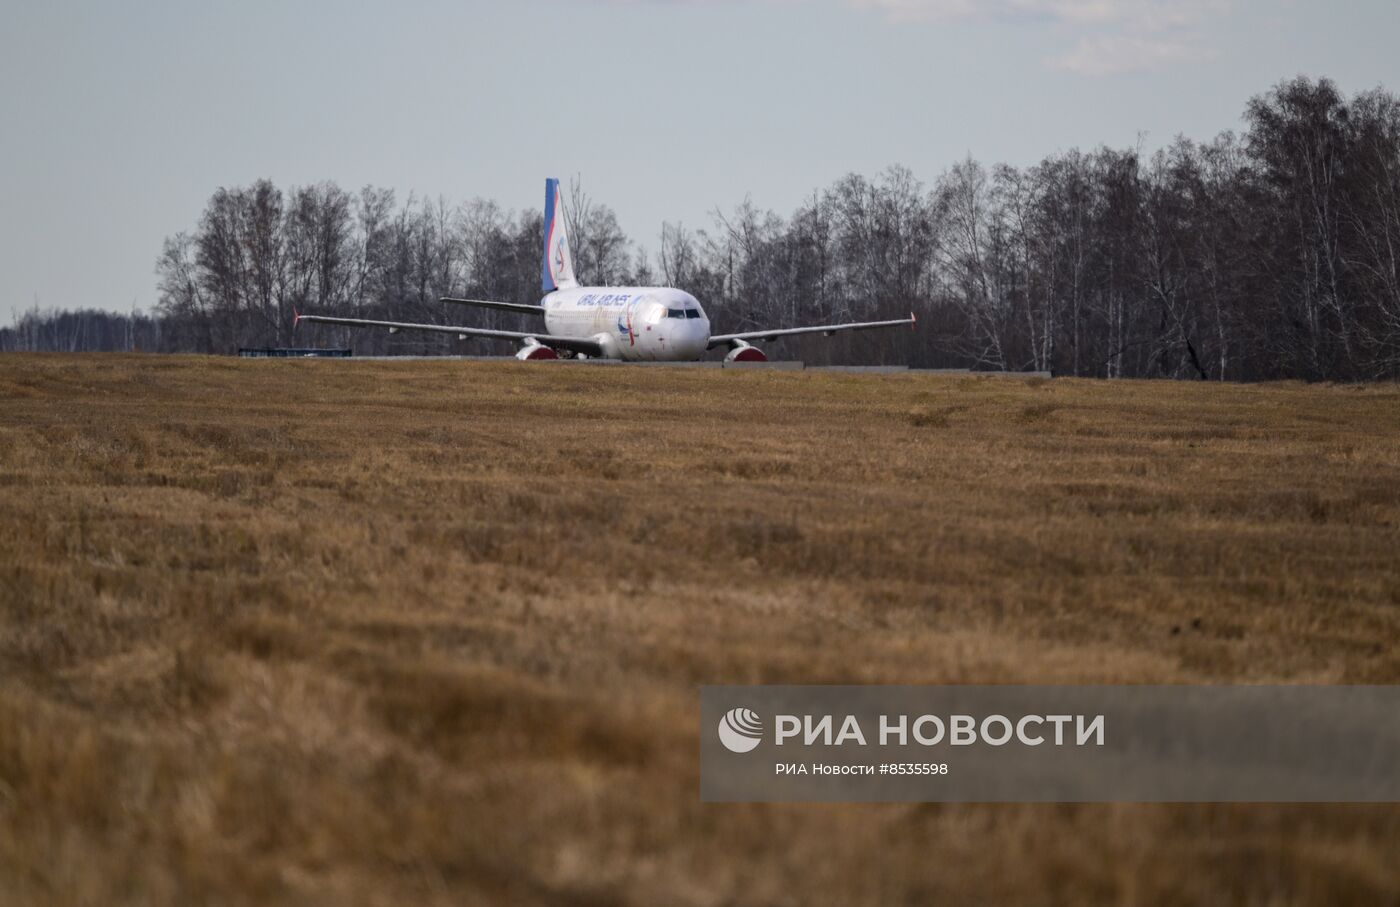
(439, 297), (547, 316)
(295, 313), (605, 357)
(707, 312), (917, 349)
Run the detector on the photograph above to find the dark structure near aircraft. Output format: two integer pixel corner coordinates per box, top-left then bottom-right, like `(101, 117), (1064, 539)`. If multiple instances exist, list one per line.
(238, 348), (351, 358)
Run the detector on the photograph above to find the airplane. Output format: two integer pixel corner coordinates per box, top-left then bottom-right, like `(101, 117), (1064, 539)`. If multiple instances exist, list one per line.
(295, 179), (916, 362)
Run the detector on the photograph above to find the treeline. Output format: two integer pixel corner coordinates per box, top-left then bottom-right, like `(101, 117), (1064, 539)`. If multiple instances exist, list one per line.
(6, 77), (1400, 379)
(2, 307), (165, 353)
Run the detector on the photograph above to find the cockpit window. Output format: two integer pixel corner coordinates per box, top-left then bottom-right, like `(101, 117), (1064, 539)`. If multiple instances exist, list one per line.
(667, 308), (686, 319)
(685, 309), (703, 319)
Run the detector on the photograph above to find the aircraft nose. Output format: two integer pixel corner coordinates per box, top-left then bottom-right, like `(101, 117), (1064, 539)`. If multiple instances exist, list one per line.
(675, 320), (708, 358)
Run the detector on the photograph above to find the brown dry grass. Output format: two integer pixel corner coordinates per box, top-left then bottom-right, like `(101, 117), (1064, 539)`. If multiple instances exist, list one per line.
(1, 354), (1398, 905)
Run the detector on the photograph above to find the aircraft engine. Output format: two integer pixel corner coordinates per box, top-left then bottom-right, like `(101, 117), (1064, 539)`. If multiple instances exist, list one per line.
(724, 342), (767, 363)
(515, 339), (558, 360)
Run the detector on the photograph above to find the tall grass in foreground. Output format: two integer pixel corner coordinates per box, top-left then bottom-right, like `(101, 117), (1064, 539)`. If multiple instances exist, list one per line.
(1, 355), (1398, 905)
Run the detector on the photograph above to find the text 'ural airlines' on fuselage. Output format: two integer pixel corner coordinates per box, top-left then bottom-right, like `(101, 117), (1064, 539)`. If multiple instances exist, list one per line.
(296, 178), (916, 362)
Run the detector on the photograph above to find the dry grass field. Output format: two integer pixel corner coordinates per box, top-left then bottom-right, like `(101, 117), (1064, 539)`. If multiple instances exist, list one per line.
(1, 354), (1399, 906)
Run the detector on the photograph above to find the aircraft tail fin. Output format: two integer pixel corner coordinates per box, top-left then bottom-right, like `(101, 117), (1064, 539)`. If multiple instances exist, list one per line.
(542, 178), (578, 293)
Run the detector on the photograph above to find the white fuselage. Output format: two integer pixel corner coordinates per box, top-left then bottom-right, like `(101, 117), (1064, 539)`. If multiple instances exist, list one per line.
(542, 287), (710, 361)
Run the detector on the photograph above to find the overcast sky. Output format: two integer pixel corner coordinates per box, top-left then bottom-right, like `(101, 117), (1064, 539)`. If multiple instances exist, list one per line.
(3, 0), (1398, 322)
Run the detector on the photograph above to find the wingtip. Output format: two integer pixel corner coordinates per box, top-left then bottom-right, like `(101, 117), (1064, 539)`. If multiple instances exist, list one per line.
(910, 309), (918, 331)
(292, 306), (301, 328)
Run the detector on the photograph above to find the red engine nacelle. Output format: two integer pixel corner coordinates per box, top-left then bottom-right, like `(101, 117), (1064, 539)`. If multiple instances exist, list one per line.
(515, 342), (558, 361)
(725, 345), (767, 363)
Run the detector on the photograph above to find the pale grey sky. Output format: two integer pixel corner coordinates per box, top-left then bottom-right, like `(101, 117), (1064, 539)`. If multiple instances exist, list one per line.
(2, 0), (1398, 322)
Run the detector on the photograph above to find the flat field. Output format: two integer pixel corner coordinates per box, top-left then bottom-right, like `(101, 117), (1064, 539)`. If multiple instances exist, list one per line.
(1, 354), (1399, 905)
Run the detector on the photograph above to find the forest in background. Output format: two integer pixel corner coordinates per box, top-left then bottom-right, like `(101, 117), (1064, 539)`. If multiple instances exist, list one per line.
(5, 76), (1400, 380)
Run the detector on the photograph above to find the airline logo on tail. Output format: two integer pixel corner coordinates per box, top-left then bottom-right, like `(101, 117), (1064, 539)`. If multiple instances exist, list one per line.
(542, 178), (578, 293)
